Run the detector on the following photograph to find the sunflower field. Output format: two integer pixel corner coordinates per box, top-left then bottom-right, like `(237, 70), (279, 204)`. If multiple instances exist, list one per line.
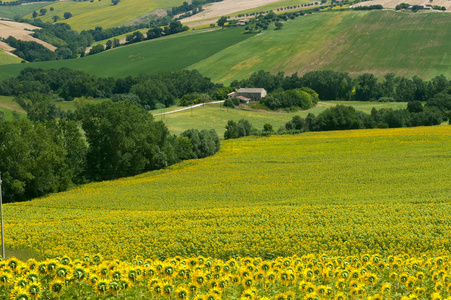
(2, 254), (451, 300)
(2, 126), (451, 299)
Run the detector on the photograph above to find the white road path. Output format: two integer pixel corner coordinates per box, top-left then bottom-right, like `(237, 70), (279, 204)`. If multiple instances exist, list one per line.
(153, 100), (225, 116)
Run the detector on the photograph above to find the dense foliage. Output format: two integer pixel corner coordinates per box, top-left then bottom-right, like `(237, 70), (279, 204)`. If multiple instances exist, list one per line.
(261, 88), (319, 110)
(0, 101), (220, 203)
(232, 70), (450, 103)
(0, 68), (220, 110)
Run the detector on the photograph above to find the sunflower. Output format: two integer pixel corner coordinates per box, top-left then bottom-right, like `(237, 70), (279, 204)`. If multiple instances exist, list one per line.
(303, 292), (317, 300)
(163, 282), (174, 297)
(275, 293), (287, 300)
(414, 286), (426, 296)
(334, 292), (346, 300)
(10, 286), (31, 300)
(49, 279), (64, 295)
(335, 278), (346, 290)
(95, 279), (109, 294)
(286, 291), (295, 300)
(175, 286), (189, 300)
(151, 280), (162, 296)
(37, 264), (46, 276)
(435, 281), (444, 292)
(431, 292), (442, 300)
(56, 266), (69, 279)
(193, 295), (206, 300)
(381, 282), (391, 295)
(27, 282), (41, 300)
(242, 277), (253, 289)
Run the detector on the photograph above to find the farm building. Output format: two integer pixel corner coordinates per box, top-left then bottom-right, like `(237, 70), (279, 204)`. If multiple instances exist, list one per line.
(228, 88), (267, 103)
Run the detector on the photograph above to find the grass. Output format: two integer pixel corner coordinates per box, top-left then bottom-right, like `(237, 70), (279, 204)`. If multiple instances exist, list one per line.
(0, 49), (22, 66)
(157, 101), (407, 136)
(0, 2), (49, 19)
(188, 10), (451, 83)
(0, 95), (26, 120)
(0, 27), (252, 80)
(4, 126), (451, 259)
(23, 0), (183, 32)
(0, 11), (449, 83)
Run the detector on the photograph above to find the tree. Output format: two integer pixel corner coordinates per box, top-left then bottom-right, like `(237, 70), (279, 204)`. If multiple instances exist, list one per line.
(52, 15), (60, 22)
(76, 101), (166, 181)
(275, 22), (283, 30)
(407, 101), (423, 113)
(39, 8), (47, 15)
(32, 11), (38, 18)
(112, 0), (120, 4)
(0, 119), (71, 202)
(105, 39), (113, 50)
(217, 16), (228, 27)
(64, 12), (72, 19)
(14, 92), (61, 122)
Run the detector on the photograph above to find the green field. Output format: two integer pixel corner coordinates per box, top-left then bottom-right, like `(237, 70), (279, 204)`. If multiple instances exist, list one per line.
(188, 10), (451, 83)
(0, 2), (49, 19)
(0, 27), (251, 80)
(0, 11), (449, 82)
(0, 49), (22, 66)
(4, 126), (451, 259)
(23, 0), (183, 32)
(0, 95), (26, 120)
(155, 101), (407, 136)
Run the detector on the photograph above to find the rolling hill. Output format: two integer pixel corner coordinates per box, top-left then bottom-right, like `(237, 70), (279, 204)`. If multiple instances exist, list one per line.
(188, 10), (451, 83)
(0, 10), (448, 82)
(5, 126), (451, 259)
(23, 0), (183, 32)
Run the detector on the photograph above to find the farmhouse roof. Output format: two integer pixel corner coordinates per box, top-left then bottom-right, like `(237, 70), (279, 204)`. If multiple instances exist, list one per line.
(236, 88), (266, 93)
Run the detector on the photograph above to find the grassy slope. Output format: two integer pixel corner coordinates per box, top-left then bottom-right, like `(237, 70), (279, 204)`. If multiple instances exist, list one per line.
(188, 10), (451, 83)
(157, 101), (407, 136)
(24, 0), (183, 32)
(0, 2), (49, 19)
(5, 126), (450, 259)
(0, 49), (22, 65)
(0, 27), (251, 80)
(0, 95), (26, 120)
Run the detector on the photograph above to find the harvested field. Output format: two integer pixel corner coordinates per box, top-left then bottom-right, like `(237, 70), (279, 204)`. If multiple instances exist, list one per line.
(354, 0), (451, 10)
(0, 20), (56, 52)
(180, 0), (290, 23)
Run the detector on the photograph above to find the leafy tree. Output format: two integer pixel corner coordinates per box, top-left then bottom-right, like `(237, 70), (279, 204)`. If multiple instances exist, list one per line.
(32, 11), (38, 18)
(52, 15), (60, 22)
(285, 115), (305, 131)
(112, 0), (120, 5)
(315, 105), (363, 131)
(105, 39), (113, 50)
(407, 101), (423, 113)
(76, 101), (165, 181)
(39, 8), (47, 15)
(14, 92), (61, 121)
(0, 119), (71, 202)
(353, 73), (381, 101)
(275, 22), (283, 29)
(217, 16), (228, 27)
(64, 12), (72, 19)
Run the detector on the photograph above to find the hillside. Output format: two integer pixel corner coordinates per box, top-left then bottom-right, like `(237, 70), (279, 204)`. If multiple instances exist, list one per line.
(0, 27), (251, 79)
(0, 10), (448, 81)
(5, 126), (451, 259)
(188, 10), (451, 83)
(23, 0), (183, 32)
(155, 101), (407, 136)
(0, 48), (22, 65)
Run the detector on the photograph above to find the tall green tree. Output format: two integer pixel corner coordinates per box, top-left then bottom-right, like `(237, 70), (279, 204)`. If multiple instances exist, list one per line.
(76, 101), (166, 181)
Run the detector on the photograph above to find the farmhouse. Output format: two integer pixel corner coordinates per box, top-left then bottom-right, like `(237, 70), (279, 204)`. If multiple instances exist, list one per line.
(237, 18), (250, 26)
(228, 88), (267, 103)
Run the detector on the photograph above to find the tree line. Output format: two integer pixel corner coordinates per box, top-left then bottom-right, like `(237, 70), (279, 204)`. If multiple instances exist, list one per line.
(0, 101), (220, 203)
(231, 70), (450, 104)
(0, 68), (221, 119)
(225, 97), (450, 140)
